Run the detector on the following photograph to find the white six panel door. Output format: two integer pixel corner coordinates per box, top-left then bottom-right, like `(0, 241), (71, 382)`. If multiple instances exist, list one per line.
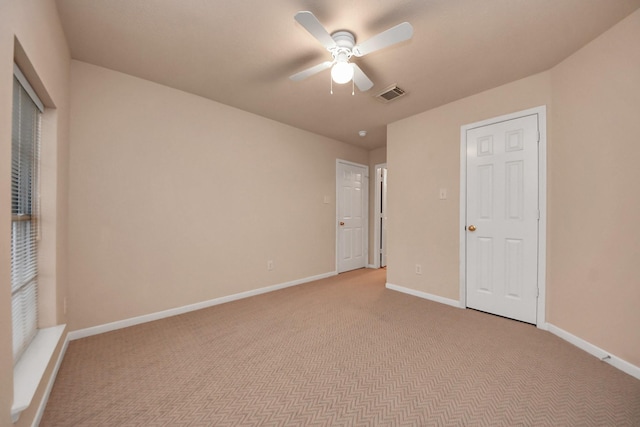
(337, 161), (367, 273)
(466, 115), (539, 324)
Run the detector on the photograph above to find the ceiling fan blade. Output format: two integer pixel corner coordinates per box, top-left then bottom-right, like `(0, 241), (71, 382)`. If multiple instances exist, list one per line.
(294, 11), (337, 49)
(352, 63), (374, 92)
(289, 61), (333, 81)
(352, 22), (413, 57)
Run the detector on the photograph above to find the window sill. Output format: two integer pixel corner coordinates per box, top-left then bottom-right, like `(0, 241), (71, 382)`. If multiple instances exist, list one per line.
(11, 324), (65, 423)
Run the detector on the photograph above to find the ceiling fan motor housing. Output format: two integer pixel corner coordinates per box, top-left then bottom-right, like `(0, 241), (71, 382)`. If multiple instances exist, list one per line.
(332, 31), (355, 48)
(330, 31), (355, 62)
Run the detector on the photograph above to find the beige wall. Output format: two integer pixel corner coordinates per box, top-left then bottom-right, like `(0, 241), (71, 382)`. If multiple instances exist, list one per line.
(0, 0), (70, 425)
(388, 9), (640, 367)
(387, 72), (552, 299)
(547, 10), (640, 366)
(368, 146), (387, 172)
(67, 61), (369, 330)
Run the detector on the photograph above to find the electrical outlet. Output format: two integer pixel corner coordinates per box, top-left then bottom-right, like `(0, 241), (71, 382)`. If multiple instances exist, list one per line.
(439, 188), (447, 200)
(267, 260), (274, 271)
(415, 264), (422, 275)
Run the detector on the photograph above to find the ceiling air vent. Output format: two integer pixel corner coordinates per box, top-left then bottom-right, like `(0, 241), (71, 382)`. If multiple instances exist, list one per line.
(374, 84), (406, 103)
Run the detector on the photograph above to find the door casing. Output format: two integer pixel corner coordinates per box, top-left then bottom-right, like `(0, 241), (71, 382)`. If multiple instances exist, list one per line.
(459, 106), (547, 327)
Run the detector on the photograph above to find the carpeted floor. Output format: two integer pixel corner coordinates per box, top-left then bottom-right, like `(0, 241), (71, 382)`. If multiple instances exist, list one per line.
(41, 268), (640, 426)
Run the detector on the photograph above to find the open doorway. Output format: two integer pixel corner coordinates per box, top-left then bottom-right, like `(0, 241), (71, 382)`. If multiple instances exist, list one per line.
(374, 163), (387, 269)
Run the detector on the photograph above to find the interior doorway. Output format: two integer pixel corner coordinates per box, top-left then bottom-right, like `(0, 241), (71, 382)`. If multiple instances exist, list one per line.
(460, 106), (547, 326)
(336, 160), (369, 273)
(374, 163), (388, 269)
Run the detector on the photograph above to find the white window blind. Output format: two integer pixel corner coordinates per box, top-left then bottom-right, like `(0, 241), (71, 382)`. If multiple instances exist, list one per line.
(11, 66), (42, 363)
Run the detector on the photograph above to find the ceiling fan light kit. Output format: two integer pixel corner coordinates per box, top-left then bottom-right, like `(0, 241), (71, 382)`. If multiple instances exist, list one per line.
(331, 59), (354, 85)
(290, 11), (413, 94)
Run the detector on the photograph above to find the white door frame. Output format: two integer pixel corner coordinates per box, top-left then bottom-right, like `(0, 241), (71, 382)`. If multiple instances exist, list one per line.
(373, 163), (387, 269)
(459, 106), (547, 327)
(336, 159), (369, 273)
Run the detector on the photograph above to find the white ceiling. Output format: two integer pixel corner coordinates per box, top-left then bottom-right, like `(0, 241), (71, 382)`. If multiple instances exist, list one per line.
(55, 0), (640, 150)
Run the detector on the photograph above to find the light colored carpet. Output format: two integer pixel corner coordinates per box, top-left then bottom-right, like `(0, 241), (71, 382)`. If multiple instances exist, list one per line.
(41, 268), (640, 426)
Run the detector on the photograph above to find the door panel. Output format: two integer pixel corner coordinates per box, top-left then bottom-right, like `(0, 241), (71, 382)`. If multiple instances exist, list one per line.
(466, 114), (539, 324)
(337, 162), (367, 273)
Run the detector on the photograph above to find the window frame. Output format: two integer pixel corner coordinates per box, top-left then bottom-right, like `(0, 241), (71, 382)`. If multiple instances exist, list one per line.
(11, 63), (44, 363)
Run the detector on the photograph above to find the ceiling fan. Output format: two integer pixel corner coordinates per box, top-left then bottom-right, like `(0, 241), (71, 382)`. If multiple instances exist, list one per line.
(289, 11), (414, 93)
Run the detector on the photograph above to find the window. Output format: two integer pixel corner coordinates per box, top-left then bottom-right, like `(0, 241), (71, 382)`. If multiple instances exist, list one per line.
(11, 65), (43, 363)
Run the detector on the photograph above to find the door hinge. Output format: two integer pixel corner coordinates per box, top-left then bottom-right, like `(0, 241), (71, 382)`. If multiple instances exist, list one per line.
(536, 287), (540, 298)
(537, 209), (540, 220)
(537, 130), (540, 143)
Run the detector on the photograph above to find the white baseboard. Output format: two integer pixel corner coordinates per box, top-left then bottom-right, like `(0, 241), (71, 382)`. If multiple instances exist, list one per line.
(367, 264), (377, 269)
(386, 282), (639, 381)
(545, 323), (640, 380)
(68, 271), (337, 341)
(386, 282), (462, 308)
(32, 334), (69, 427)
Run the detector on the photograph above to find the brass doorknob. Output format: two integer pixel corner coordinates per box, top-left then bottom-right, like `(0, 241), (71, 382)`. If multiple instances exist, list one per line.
(468, 225), (476, 232)
(339, 222), (345, 226)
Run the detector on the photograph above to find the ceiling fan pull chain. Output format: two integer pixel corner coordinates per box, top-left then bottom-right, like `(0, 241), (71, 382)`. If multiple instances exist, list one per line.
(352, 79), (355, 96)
(330, 74), (333, 95)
